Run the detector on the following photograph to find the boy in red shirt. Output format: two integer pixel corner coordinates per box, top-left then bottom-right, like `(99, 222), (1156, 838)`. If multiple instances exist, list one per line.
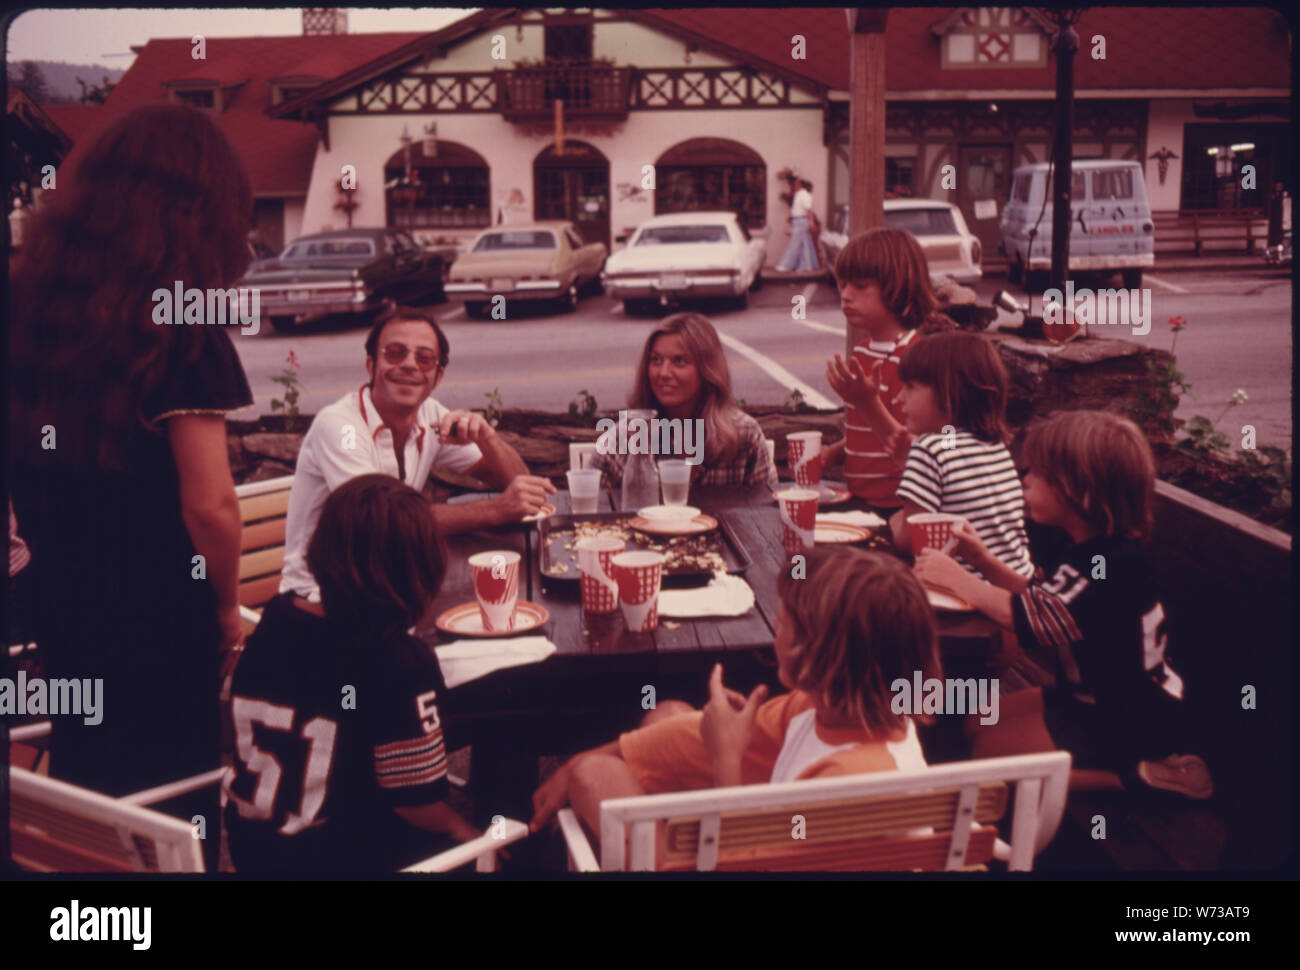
(821, 228), (952, 513)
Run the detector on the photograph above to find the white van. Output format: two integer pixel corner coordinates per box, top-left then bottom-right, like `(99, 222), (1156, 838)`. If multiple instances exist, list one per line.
(1000, 159), (1154, 288)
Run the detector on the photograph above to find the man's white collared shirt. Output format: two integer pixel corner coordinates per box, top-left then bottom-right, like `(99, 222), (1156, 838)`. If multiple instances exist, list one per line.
(279, 384), (483, 600)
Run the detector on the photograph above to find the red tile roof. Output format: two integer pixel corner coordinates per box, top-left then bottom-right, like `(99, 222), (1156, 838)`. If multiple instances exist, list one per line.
(83, 8), (1290, 196)
(78, 31), (426, 196)
(40, 103), (104, 144)
(640, 7), (1291, 92)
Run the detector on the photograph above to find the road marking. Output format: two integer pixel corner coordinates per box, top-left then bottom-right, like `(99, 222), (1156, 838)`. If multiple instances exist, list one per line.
(1145, 273), (1190, 294)
(713, 328), (837, 409)
(800, 281), (820, 306)
(793, 317), (846, 336)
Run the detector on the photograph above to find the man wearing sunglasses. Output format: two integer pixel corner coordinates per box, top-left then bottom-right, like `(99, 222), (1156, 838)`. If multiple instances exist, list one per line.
(279, 305), (555, 602)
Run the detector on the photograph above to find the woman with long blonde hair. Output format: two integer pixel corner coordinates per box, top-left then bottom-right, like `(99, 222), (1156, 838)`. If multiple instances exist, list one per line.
(591, 313), (777, 487)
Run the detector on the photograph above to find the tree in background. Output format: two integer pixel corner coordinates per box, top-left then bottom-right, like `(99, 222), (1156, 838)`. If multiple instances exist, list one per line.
(76, 75), (116, 104)
(15, 61), (50, 104)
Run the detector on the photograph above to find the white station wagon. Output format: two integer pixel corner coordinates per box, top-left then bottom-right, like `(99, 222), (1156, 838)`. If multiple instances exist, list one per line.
(820, 199), (984, 284)
(602, 211), (768, 314)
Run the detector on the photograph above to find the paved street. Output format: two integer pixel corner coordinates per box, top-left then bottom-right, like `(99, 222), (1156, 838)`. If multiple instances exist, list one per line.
(232, 267), (1292, 451)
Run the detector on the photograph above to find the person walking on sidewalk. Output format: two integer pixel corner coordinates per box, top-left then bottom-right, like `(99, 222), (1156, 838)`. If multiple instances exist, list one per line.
(776, 178), (820, 272)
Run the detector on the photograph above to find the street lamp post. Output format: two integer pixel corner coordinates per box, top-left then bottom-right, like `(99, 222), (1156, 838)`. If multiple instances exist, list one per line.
(1047, 9), (1083, 297)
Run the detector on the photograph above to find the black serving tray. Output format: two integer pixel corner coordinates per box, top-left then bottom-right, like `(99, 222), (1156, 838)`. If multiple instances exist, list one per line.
(538, 510), (753, 590)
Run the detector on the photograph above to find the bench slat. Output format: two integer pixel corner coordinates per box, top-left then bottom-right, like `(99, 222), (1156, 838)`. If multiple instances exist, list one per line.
(239, 546), (285, 582)
(664, 784), (1007, 853)
(661, 826), (999, 872)
(239, 489), (291, 524)
(241, 518), (286, 553)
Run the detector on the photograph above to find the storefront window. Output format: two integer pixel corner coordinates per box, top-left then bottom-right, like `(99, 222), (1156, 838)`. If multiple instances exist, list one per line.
(384, 141), (490, 229)
(885, 158), (915, 198)
(654, 138), (767, 230)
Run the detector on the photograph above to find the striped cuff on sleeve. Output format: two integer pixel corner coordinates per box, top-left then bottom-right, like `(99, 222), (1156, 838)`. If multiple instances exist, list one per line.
(374, 731), (447, 790)
(1016, 585), (1084, 653)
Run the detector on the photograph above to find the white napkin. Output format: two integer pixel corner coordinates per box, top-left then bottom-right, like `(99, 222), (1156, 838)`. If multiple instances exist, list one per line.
(816, 510), (887, 528)
(434, 636), (557, 689)
(658, 572), (756, 618)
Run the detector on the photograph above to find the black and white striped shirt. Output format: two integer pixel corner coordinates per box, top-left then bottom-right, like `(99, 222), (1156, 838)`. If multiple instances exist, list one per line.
(897, 430), (1033, 578)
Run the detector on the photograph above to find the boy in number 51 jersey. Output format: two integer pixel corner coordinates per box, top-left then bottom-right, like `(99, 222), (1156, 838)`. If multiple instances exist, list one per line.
(224, 475), (482, 871)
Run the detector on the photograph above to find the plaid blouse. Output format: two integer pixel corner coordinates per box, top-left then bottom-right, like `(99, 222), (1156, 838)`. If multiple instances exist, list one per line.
(590, 410), (778, 489)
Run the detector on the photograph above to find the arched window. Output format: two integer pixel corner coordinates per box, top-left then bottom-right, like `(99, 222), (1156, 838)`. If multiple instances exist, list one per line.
(384, 140), (490, 229)
(654, 138), (766, 229)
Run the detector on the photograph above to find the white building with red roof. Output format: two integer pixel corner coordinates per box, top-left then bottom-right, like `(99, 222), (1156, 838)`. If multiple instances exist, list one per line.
(71, 7), (1290, 261)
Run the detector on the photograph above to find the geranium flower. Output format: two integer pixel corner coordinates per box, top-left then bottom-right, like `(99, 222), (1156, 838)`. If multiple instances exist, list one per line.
(286, 349), (300, 368)
(1168, 315), (1188, 331)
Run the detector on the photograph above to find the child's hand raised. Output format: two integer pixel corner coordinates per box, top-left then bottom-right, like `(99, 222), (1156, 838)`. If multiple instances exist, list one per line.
(700, 664), (767, 786)
(826, 354), (884, 413)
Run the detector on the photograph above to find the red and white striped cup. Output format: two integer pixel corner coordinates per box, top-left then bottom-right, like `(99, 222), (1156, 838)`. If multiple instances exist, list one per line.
(908, 513), (965, 555)
(468, 550), (521, 632)
(611, 550), (666, 633)
(787, 431), (823, 488)
(576, 536), (626, 614)
(775, 487), (819, 556)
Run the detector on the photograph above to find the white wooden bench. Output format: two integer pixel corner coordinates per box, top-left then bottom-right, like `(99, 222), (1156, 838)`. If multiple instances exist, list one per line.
(558, 751), (1071, 872)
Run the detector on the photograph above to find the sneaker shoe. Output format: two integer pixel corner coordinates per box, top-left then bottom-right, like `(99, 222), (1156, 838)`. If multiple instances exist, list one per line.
(1137, 754), (1214, 800)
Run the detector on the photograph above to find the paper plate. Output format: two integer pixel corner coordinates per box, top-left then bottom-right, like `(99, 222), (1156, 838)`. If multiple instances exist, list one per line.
(817, 484), (852, 505)
(924, 586), (974, 613)
(628, 514), (719, 536)
(814, 519), (871, 544)
(434, 601), (550, 636)
(772, 482), (851, 505)
(522, 503), (556, 523)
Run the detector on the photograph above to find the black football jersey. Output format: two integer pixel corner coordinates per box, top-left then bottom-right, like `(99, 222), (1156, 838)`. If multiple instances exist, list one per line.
(1012, 535), (1184, 710)
(224, 593), (450, 871)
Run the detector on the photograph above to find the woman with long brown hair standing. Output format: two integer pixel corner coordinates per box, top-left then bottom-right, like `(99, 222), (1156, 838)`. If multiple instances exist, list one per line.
(9, 104), (254, 807)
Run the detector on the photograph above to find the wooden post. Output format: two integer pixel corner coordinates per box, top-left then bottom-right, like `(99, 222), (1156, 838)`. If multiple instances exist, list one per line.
(554, 98), (564, 157)
(845, 9), (888, 357)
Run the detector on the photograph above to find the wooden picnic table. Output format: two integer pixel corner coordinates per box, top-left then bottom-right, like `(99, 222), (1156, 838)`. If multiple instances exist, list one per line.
(416, 483), (1002, 827)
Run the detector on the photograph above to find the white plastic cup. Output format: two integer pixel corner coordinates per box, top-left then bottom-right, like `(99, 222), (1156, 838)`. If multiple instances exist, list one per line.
(657, 459), (691, 506)
(566, 468), (602, 515)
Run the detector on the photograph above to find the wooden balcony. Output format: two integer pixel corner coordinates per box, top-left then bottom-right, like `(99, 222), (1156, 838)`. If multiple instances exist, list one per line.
(496, 65), (631, 122)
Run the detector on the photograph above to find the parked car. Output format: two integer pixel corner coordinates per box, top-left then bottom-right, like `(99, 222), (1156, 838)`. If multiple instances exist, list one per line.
(240, 228), (456, 333)
(445, 221), (607, 317)
(1000, 159), (1153, 289)
(602, 211), (768, 314)
(820, 199), (983, 284)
